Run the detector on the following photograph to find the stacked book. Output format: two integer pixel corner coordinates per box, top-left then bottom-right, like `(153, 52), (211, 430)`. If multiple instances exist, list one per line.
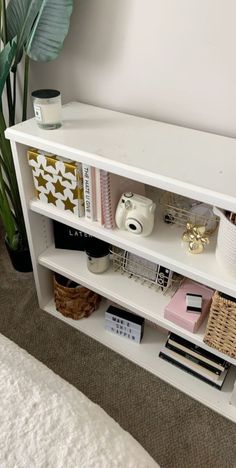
(159, 332), (230, 390)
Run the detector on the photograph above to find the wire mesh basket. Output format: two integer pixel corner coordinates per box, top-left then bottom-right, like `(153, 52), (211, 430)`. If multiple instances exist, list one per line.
(159, 191), (219, 235)
(110, 246), (183, 295)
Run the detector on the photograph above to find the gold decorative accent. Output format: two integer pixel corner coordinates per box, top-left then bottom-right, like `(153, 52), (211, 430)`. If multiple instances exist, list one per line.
(71, 188), (79, 200)
(63, 197), (77, 212)
(54, 179), (66, 195)
(46, 156), (58, 169)
(57, 170), (64, 179)
(182, 223), (209, 254)
(35, 173), (48, 188)
(46, 191), (58, 206)
(64, 163), (76, 176)
(28, 151), (39, 164)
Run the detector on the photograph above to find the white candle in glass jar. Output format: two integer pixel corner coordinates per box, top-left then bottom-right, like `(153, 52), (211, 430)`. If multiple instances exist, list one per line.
(32, 89), (62, 129)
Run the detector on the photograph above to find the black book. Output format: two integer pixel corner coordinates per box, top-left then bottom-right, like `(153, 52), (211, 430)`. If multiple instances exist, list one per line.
(166, 341), (222, 375)
(159, 351), (228, 390)
(168, 332), (229, 371)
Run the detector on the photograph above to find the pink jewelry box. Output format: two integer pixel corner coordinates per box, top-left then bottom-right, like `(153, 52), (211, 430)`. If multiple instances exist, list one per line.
(164, 279), (214, 333)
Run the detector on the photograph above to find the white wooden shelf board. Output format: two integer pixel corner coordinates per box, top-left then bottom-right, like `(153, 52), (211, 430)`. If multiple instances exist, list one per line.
(44, 298), (236, 423)
(32, 199), (236, 298)
(38, 246), (236, 366)
(5, 102), (236, 212)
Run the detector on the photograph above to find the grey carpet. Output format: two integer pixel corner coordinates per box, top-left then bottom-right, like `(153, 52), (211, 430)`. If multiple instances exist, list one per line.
(0, 227), (236, 468)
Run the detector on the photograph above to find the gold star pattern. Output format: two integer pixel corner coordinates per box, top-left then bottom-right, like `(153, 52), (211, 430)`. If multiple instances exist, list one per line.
(71, 188), (78, 200)
(57, 170), (64, 179)
(64, 163), (76, 177)
(63, 197), (77, 212)
(54, 179), (66, 195)
(35, 173), (48, 188)
(28, 151), (39, 164)
(46, 191), (58, 206)
(46, 156), (58, 169)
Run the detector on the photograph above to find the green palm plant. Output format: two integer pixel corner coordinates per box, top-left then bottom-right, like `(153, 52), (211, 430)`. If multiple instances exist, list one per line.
(0, 0), (73, 266)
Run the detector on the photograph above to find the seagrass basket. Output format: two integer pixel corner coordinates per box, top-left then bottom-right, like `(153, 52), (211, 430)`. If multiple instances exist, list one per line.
(203, 291), (236, 358)
(54, 274), (101, 320)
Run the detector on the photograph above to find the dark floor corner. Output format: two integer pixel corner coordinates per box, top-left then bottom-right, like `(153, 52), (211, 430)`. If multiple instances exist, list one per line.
(0, 226), (236, 468)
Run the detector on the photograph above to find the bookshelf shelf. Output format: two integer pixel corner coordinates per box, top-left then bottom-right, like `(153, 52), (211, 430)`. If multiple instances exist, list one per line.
(38, 245), (236, 366)
(43, 298), (236, 423)
(5, 102), (236, 423)
(30, 198), (236, 298)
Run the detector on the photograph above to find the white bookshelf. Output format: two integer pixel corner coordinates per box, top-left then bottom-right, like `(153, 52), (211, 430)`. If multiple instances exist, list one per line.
(5, 102), (236, 423)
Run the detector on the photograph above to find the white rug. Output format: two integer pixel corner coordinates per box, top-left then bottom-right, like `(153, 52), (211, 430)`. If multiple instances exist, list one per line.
(0, 333), (159, 468)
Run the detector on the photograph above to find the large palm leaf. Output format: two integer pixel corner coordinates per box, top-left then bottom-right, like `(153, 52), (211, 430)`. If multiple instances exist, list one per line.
(7, 0), (73, 64)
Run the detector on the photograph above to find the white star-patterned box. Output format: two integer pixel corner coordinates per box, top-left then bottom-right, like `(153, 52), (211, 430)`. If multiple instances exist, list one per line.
(27, 149), (84, 216)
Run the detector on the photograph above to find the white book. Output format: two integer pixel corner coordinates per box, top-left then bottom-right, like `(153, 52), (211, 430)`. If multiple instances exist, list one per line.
(160, 346), (228, 385)
(167, 338), (226, 373)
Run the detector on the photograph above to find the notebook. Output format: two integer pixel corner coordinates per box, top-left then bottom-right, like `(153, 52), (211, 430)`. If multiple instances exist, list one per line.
(100, 170), (145, 229)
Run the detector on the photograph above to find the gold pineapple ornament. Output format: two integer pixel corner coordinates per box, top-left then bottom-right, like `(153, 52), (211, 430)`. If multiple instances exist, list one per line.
(182, 223), (209, 254)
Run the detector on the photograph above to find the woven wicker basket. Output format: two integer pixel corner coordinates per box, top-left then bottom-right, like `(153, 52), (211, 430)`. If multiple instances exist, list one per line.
(203, 291), (236, 358)
(54, 274), (101, 320)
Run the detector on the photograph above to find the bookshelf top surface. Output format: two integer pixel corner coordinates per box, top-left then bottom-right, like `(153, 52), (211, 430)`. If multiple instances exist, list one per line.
(6, 101), (236, 210)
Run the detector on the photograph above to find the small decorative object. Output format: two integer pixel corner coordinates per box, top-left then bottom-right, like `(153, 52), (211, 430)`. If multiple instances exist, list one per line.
(105, 305), (144, 343)
(28, 148), (84, 216)
(123, 251), (173, 289)
(115, 192), (156, 237)
(186, 293), (202, 313)
(32, 89), (62, 129)
(53, 221), (92, 250)
(164, 279), (214, 333)
(204, 291), (236, 358)
(86, 239), (110, 274)
(54, 274), (101, 320)
(160, 192), (218, 234)
(182, 223), (209, 254)
(189, 203), (218, 234)
(213, 207), (236, 275)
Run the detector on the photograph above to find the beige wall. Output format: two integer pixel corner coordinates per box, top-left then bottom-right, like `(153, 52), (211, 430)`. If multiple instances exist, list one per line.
(29, 0), (236, 137)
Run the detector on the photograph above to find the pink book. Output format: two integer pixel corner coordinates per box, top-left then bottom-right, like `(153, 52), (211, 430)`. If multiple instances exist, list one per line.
(100, 170), (145, 229)
(164, 279), (214, 333)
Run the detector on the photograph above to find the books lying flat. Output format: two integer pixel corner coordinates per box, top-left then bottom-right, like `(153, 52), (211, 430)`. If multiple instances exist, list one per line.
(167, 333), (229, 374)
(159, 346), (228, 389)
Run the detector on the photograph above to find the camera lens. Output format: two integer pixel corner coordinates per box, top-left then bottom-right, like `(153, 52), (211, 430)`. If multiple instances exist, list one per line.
(125, 218), (143, 234)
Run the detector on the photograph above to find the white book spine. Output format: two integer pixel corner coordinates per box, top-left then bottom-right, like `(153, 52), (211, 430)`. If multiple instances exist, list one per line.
(83, 164), (94, 220)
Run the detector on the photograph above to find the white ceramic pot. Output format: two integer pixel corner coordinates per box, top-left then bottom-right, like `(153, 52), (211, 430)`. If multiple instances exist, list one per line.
(214, 206), (236, 275)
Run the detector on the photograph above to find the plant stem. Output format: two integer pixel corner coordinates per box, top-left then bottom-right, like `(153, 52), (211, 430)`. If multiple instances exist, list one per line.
(12, 71), (16, 122)
(22, 55), (29, 122)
